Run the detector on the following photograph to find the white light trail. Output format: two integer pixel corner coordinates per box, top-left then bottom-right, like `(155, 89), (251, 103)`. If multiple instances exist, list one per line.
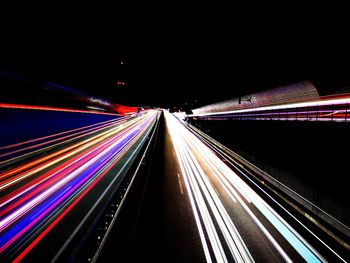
(165, 110), (325, 262)
(189, 96), (350, 117)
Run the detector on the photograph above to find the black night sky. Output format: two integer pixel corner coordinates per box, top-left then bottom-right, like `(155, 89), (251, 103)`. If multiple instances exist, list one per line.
(1, 5), (350, 109)
(1, 6), (350, 263)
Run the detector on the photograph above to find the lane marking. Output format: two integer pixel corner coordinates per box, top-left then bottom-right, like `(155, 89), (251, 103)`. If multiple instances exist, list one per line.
(177, 173), (184, 195)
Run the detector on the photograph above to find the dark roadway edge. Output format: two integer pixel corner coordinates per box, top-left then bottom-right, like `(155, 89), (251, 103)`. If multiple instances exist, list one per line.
(187, 123), (349, 262)
(51, 111), (162, 262)
(96, 112), (206, 263)
(92, 113), (162, 263)
(91, 111), (162, 262)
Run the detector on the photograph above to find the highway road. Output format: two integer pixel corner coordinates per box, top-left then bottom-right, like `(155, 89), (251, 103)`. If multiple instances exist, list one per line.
(113, 111), (207, 263)
(0, 109), (160, 262)
(164, 110), (348, 263)
(1, 109), (348, 262)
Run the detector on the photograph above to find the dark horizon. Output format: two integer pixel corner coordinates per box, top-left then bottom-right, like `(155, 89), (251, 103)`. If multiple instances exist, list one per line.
(1, 7), (350, 262)
(1, 7), (350, 109)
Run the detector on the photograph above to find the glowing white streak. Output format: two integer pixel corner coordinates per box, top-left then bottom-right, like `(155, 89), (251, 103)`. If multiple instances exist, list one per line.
(202, 146), (324, 262)
(193, 126), (345, 262)
(181, 134), (293, 261)
(168, 116), (226, 262)
(181, 151), (228, 262)
(169, 126), (213, 263)
(229, 186), (294, 263)
(181, 131), (238, 202)
(239, 168), (346, 263)
(182, 144), (253, 262)
(190, 129), (322, 262)
(190, 97), (350, 117)
(166, 111), (254, 263)
(180, 142), (229, 261)
(190, 145), (241, 205)
(183, 126), (294, 262)
(166, 111), (326, 263)
(182, 126), (252, 203)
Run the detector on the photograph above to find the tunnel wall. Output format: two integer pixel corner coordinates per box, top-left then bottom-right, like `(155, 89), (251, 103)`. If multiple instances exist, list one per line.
(192, 81), (319, 115)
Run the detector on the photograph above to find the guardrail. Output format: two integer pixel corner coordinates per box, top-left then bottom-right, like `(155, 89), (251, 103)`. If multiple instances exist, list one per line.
(188, 124), (350, 244)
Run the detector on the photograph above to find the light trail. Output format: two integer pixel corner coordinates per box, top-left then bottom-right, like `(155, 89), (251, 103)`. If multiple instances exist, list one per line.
(189, 95), (350, 122)
(0, 109), (159, 261)
(165, 110), (327, 262)
(0, 118), (130, 178)
(0, 117), (128, 159)
(191, 122), (348, 262)
(0, 117), (141, 189)
(0, 103), (123, 116)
